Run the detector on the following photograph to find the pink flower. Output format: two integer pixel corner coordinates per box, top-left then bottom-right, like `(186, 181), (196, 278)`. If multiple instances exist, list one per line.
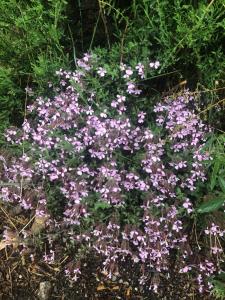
(97, 67), (107, 77)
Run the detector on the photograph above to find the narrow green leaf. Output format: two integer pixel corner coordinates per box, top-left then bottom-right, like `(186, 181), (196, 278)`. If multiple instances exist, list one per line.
(212, 279), (225, 290)
(218, 177), (225, 193)
(197, 197), (225, 214)
(210, 160), (220, 191)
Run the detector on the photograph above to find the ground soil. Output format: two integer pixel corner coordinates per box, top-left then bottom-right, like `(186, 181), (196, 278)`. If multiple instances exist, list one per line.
(0, 203), (216, 300)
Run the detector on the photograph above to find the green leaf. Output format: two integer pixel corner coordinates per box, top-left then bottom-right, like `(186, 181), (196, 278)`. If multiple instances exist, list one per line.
(197, 197), (225, 214)
(212, 279), (225, 291)
(217, 272), (225, 281)
(218, 177), (225, 193)
(94, 201), (111, 210)
(210, 160), (220, 191)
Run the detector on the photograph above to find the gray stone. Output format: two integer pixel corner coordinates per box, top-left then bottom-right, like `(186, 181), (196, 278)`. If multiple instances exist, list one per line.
(37, 281), (52, 300)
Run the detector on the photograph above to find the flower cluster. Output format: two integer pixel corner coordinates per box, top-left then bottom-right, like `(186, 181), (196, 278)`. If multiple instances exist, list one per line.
(0, 53), (223, 296)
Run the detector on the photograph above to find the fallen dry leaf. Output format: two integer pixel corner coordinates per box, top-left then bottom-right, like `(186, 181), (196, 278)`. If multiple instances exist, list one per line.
(31, 215), (48, 234)
(111, 285), (119, 291)
(97, 283), (106, 291)
(0, 239), (8, 251)
(0, 229), (21, 251)
(126, 286), (132, 297)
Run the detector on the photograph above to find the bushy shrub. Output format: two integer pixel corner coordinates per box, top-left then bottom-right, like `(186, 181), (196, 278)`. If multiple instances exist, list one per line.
(94, 0), (225, 128)
(0, 0), (69, 141)
(0, 52), (224, 297)
(105, 0), (225, 87)
(1, 0), (225, 141)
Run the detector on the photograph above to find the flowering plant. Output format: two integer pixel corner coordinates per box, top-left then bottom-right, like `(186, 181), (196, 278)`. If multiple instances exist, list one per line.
(0, 52), (224, 297)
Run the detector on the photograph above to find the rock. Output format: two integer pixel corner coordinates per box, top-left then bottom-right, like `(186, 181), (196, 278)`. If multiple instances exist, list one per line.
(37, 281), (52, 300)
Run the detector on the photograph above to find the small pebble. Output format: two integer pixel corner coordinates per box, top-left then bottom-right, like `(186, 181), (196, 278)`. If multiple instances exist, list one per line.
(37, 281), (51, 300)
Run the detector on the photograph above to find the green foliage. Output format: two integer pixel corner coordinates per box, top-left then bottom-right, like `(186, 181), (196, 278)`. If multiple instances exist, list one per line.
(207, 134), (225, 193)
(0, 67), (22, 135)
(115, 0), (225, 85)
(46, 184), (66, 218)
(84, 193), (113, 227)
(0, 0), (224, 297)
(211, 281), (225, 300)
(97, 0), (225, 126)
(195, 133), (225, 219)
(1, 0), (224, 140)
(211, 272), (225, 300)
(219, 178), (225, 194)
(197, 197), (225, 214)
(0, 0), (69, 141)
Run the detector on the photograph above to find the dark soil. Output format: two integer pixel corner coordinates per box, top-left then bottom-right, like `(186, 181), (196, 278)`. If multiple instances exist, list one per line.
(0, 203), (215, 300)
(0, 251), (215, 300)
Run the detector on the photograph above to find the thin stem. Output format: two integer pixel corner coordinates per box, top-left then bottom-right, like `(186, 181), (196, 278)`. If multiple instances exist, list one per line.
(98, 0), (111, 49)
(89, 11), (101, 51)
(68, 24), (77, 67)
